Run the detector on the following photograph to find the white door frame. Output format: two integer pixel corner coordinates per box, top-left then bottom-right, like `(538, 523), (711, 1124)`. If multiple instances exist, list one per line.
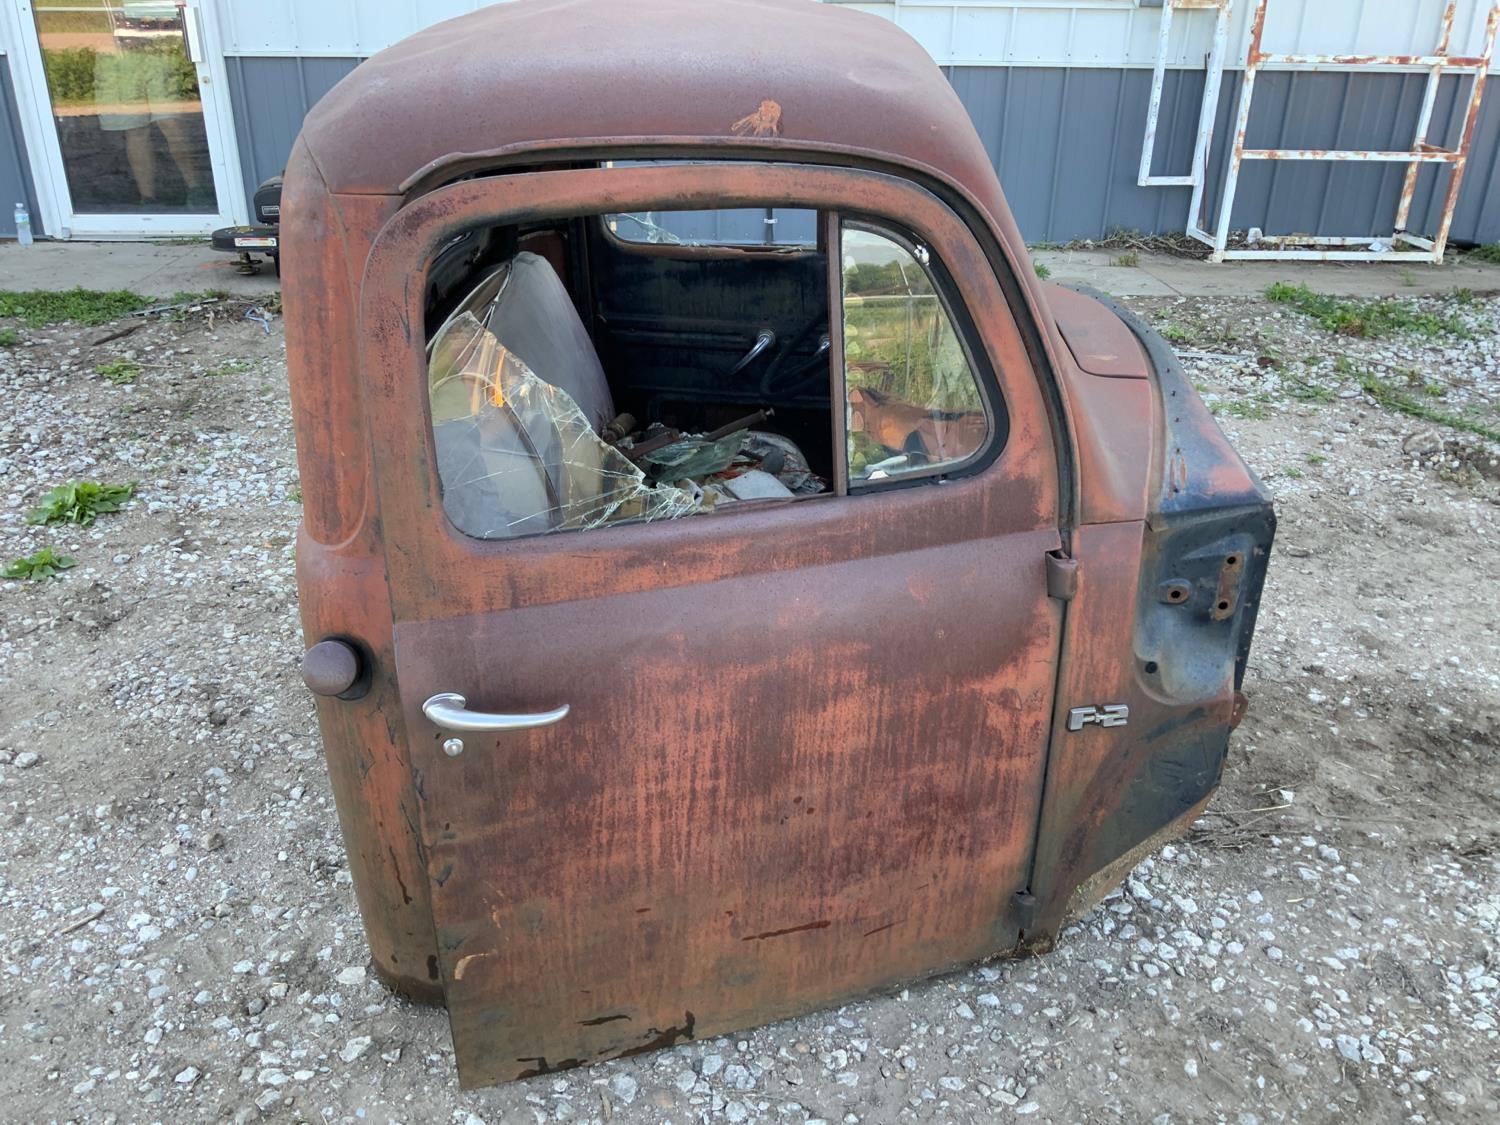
(4, 0), (247, 239)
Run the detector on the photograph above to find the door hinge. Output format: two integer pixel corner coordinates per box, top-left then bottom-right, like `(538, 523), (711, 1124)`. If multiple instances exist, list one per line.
(1045, 551), (1078, 602)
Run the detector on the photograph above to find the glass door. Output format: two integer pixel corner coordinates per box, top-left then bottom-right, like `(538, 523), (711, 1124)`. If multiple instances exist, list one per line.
(11, 0), (242, 237)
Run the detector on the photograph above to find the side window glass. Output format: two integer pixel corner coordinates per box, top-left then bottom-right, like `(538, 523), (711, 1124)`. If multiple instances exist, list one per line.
(841, 226), (989, 484)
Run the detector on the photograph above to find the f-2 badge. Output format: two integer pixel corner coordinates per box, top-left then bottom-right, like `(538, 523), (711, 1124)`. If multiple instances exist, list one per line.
(1067, 704), (1130, 732)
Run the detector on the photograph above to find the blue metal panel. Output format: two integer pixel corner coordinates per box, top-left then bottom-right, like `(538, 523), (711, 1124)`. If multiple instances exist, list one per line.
(947, 66), (1500, 245)
(219, 54), (1500, 248)
(223, 56), (359, 200)
(0, 55), (45, 239)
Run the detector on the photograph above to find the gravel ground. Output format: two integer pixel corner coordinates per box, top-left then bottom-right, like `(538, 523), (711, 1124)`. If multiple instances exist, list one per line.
(1, 288), (1498, 1124)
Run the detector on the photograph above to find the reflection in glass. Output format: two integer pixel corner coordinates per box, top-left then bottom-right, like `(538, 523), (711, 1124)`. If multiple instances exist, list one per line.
(33, 1), (218, 214)
(841, 226), (987, 482)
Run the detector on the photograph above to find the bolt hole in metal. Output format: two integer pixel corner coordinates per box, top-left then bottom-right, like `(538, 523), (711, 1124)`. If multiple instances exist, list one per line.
(1217, 600), (1231, 612)
(1226, 555), (1239, 566)
(1144, 661), (1160, 675)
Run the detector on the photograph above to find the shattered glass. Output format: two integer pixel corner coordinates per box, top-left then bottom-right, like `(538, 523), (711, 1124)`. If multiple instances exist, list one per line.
(429, 313), (700, 539)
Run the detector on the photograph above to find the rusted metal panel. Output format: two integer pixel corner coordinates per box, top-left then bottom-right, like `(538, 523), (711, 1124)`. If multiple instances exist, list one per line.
(351, 163), (1068, 1087)
(282, 0), (1272, 1089)
(397, 527), (1062, 1084)
(1046, 285), (1151, 380)
(282, 143), (441, 1001)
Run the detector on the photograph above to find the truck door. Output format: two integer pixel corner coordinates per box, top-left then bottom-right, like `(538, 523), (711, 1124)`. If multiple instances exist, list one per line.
(357, 163), (1068, 1086)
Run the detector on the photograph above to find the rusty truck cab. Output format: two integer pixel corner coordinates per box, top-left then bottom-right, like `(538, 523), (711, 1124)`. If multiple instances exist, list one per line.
(285, 0), (1272, 1088)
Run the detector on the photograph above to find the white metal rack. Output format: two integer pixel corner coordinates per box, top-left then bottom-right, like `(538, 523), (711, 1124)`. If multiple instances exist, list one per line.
(1139, 0), (1500, 263)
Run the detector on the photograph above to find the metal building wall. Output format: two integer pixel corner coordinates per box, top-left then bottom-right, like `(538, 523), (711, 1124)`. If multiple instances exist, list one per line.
(221, 53), (1500, 246)
(0, 54), (44, 238)
(952, 66), (1500, 244)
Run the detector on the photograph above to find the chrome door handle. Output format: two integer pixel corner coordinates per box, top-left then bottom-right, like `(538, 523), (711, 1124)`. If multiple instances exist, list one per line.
(421, 692), (570, 732)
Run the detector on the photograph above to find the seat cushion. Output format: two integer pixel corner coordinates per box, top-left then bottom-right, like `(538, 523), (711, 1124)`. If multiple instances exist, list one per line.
(477, 252), (616, 432)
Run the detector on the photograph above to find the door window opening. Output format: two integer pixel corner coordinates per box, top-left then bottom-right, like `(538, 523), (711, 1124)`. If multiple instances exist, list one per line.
(424, 207), (1000, 541)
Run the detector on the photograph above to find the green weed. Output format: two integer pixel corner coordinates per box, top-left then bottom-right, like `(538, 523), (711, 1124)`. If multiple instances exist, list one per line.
(1221, 400), (1271, 421)
(94, 359), (140, 385)
(1034, 261), (1052, 281)
(1112, 251), (1141, 268)
(1284, 467), (1304, 479)
(4, 547), (76, 582)
(1357, 371), (1500, 443)
(1265, 282), (1469, 339)
(28, 481), (136, 527)
(0, 287), (226, 327)
(205, 358), (251, 378)
(1286, 376), (1336, 403)
(1464, 243), (1500, 263)
(1306, 452), (1328, 465)
(0, 327), (18, 347)
(1160, 324), (1191, 344)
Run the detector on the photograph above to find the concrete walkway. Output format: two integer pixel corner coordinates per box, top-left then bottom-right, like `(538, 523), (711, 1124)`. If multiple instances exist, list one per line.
(0, 240), (279, 298)
(1032, 246), (1500, 298)
(4, 238), (1500, 301)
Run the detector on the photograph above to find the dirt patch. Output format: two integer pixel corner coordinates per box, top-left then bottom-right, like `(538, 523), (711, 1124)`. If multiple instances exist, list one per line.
(1, 290), (1497, 1122)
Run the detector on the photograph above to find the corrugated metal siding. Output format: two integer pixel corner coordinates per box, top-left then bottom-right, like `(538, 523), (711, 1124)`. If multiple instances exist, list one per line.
(222, 56), (1500, 247)
(0, 54), (43, 238)
(951, 66), (1500, 244)
(223, 56), (358, 201)
(212, 0), (1500, 71)
(850, 0), (1500, 69)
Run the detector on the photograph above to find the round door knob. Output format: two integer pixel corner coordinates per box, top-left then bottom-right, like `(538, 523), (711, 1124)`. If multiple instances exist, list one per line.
(302, 639), (362, 698)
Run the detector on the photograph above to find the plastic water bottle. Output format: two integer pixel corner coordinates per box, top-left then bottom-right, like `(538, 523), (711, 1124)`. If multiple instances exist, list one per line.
(14, 203), (33, 247)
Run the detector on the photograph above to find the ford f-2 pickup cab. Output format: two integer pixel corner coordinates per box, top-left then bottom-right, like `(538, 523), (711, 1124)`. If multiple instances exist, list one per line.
(285, 0), (1274, 1089)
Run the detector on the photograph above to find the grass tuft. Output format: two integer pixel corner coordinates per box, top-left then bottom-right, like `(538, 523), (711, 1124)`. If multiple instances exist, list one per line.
(1265, 282), (1469, 339)
(0, 287), (227, 327)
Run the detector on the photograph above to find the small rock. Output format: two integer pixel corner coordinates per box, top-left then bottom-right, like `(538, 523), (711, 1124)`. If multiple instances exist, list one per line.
(14, 751), (40, 769)
(336, 966), (367, 987)
(340, 1036), (372, 1063)
(1403, 427), (1445, 456)
(609, 1074), (638, 1105)
(200, 830), (226, 852)
(175, 1066), (200, 1085)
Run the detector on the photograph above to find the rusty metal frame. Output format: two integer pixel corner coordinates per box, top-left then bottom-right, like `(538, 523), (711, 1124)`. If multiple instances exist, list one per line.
(1193, 0), (1500, 263)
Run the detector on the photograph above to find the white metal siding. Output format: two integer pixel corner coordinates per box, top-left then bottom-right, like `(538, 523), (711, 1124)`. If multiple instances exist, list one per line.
(210, 0), (1500, 70)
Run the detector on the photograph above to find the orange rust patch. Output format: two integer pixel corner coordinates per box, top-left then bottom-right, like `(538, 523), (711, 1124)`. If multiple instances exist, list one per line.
(732, 100), (783, 137)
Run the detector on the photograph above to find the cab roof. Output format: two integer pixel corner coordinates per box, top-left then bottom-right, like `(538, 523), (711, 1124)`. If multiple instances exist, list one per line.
(297, 0), (1007, 221)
